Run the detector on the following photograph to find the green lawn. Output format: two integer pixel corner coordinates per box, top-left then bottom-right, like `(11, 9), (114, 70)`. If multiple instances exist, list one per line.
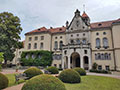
(65, 75), (120, 90)
(5, 74), (120, 90)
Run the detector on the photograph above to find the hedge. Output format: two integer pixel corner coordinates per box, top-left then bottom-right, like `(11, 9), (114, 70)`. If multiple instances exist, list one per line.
(21, 50), (53, 66)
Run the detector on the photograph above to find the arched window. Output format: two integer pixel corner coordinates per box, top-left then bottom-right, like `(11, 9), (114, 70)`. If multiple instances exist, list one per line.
(95, 54), (97, 60)
(59, 41), (63, 49)
(28, 43), (31, 49)
(76, 39), (80, 44)
(103, 37), (108, 48)
(54, 41), (58, 49)
(82, 39), (86, 45)
(34, 43), (37, 49)
(105, 53), (109, 60)
(96, 38), (100, 48)
(40, 43), (43, 49)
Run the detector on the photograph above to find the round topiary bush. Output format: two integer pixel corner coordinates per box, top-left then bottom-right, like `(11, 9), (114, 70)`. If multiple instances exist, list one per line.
(73, 68), (86, 76)
(46, 66), (59, 74)
(0, 73), (9, 90)
(58, 69), (81, 83)
(22, 74), (66, 90)
(24, 67), (43, 78)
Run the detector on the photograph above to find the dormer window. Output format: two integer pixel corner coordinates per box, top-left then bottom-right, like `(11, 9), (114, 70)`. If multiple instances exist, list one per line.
(59, 28), (62, 31)
(98, 23), (102, 26)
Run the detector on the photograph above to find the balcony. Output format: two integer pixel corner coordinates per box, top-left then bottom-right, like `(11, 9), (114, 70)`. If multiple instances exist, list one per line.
(62, 43), (91, 49)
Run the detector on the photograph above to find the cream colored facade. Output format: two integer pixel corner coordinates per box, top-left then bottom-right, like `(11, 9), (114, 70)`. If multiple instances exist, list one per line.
(13, 10), (120, 71)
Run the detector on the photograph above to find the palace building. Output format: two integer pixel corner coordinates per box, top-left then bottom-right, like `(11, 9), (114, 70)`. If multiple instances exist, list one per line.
(13, 9), (120, 71)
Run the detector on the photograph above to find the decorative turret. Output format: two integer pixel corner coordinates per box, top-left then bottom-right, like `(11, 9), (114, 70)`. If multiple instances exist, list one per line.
(82, 11), (90, 26)
(75, 9), (80, 17)
(66, 21), (69, 29)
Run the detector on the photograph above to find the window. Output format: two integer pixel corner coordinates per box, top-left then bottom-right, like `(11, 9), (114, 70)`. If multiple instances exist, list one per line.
(41, 36), (44, 40)
(96, 38), (100, 48)
(26, 54), (29, 59)
(76, 39), (80, 44)
(35, 36), (38, 40)
(54, 64), (57, 67)
(34, 43), (37, 49)
(77, 34), (79, 36)
(96, 32), (99, 35)
(54, 41), (58, 49)
(28, 43), (31, 49)
(70, 40), (74, 44)
(59, 41), (63, 49)
(103, 37), (108, 48)
(95, 54), (97, 60)
(60, 36), (62, 39)
(101, 54), (104, 60)
(71, 35), (73, 37)
(40, 43), (43, 49)
(98, 53), (101, 59)
(105, 66), (110, 71)
(55, 37), (57, 39)
(98, 65), (102, 70)
(64, 50), (67, 54)
(84, 50), (87, 54)
(105, 53), (109, 60)
(108, 54), (111, 60)
(32, 54), (35, 59)
(103, 32), (106, 35)
(83, 33), (85, 36)
(59, 64), (62, 68)
(53, 54), (62, 60)
(82, 39), (86, 45)
(29, 37), (32, 41)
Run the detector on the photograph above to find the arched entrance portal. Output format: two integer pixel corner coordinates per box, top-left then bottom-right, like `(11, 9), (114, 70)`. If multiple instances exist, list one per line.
(70, 52), (80, 68)
(83, 56), (89, 70)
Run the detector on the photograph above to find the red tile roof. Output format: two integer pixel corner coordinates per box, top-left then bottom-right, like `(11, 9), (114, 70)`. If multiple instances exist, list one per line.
(82, 12), (89, 18)
(49, 27), (66, 34)
(90, 18), (120, 29)
(25, 19), (120, 35)
(25, 27), (48, 35)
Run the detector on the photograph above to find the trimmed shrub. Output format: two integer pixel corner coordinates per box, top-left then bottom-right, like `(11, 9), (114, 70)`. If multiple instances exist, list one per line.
(22, 74), (66, 90)
(89, 69), (111, 74)
(0, 73), (9, 90)
(24, 67), (43, 78)
(73, 68), (86, 76)
(58, 69), (81, 83)
(46, 66), (59, 74)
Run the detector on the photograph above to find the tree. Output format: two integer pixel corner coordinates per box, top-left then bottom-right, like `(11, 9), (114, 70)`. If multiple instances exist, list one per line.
(0, 12), (22, 64)
(0, 52), (4, 71)
(92, 62), (98, 70)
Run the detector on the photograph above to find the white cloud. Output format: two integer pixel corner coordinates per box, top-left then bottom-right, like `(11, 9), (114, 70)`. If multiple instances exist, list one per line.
(0, 0), (120, 40)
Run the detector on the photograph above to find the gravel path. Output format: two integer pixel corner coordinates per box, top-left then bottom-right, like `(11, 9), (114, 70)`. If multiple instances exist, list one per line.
(3, 83), (24, 90)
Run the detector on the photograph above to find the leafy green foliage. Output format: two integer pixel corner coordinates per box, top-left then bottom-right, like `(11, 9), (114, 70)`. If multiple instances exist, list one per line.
(24, 67), (43, 79)
(0, 73), (9, 89)
(73, 68), (86, 76)
(92, 62), (98, 70)
(22, 74), (66, 90)
(0, 12), (22, 63)
(89, 69), (111, 74)
(21, 50), (53, 66)
(59, 69), (81, 83)
(0, 52), (4, 71)
(46, 66), (59, 74)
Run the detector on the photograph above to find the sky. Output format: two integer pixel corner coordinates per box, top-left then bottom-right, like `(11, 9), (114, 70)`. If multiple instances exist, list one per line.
(0, 0), (120, 41)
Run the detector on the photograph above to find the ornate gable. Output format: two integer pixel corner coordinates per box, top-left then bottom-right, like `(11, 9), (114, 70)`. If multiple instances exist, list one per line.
(66, 9), (89, 32)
